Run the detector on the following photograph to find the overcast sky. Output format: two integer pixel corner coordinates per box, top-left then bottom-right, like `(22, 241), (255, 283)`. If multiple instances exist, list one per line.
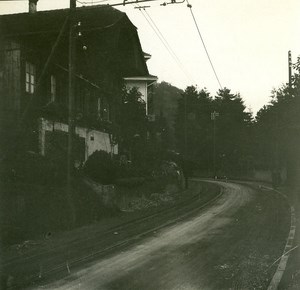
(1, 0), (300, 114)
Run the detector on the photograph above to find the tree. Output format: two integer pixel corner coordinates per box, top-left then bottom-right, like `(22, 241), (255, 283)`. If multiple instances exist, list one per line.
(115, 87), (148, 163)
(174, 86), (253, 177)
(213, 88), (253, 176)
(152, 81), (183, 149)
(112, 85), (177, 175)
(175, 86), (213, 173)
(254, 56), (300, 185)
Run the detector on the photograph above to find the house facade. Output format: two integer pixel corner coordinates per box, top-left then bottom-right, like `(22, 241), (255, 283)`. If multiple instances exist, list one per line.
(0, 1), (157, 163)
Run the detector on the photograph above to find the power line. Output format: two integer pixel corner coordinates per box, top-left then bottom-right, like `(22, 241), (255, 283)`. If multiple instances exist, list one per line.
(137, 6), (194, 83)
(76, 0), (108, 5)
(77, 0), (160, 8)
(142, 8), (194, 83)
(186, 0), (223, 90)
(143, 8), (194, 83)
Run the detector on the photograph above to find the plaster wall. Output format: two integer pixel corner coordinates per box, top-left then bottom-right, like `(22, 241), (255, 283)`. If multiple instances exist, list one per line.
(39, 118), (118, 162)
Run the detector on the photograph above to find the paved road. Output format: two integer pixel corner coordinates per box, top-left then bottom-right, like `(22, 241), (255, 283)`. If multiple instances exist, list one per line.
(37, 181), (290, 290)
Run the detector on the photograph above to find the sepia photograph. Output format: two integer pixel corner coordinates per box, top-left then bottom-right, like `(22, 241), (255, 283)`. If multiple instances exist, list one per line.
(0, 0), (300, 289)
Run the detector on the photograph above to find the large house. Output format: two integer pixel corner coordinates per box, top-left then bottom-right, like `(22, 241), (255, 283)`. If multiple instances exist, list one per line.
(0, 0), (157, 164)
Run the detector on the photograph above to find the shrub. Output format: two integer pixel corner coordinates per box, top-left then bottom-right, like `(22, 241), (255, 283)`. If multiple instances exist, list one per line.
(83, 150), (116, 185)
(115, 177), (145, 187)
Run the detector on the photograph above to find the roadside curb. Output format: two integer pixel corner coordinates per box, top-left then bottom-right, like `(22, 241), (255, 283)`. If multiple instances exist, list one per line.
(265, 186), (297, 290)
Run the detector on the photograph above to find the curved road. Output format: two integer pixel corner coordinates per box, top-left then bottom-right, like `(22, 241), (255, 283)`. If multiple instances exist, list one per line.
(38, 181), (290, 290)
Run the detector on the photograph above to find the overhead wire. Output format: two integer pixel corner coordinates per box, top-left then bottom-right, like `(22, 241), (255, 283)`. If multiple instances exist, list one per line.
(142, 7), (195, 83)
(136, 5), (194, 84)
(142, 8), (181, 67)
(186, 0), (223, 90)
(76, 0), (108, 5)
(76, 0), (159, 6)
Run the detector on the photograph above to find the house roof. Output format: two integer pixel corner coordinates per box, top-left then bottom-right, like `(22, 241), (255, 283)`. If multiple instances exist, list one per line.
(0, 5), (130, 37)
(123, 75), (158, 86)
(0, 5), (154, 78)
(124, 75), (157, 81)
(143, 52), (152, 60)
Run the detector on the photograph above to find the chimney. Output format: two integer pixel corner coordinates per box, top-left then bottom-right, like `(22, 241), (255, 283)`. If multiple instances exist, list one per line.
(29, 0), (38, 13)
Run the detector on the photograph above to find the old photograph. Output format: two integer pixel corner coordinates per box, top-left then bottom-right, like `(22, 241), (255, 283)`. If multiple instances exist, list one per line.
(0, 0), (300, 289)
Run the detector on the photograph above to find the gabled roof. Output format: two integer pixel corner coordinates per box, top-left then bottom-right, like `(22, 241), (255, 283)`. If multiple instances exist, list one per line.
(123, 75), (158, 85)
(0, 5), (153, 78)
(0, 5), (128, 37)
(143, 51), (152, 60)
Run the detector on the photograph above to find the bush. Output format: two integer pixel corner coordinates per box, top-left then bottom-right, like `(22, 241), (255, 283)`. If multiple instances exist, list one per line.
(115, 177), (145, 187)
(83, 150), (117, 185)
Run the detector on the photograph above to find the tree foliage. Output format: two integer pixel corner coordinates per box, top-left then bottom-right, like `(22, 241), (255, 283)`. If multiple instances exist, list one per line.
(175, 86), (212, 171)
(213, 88), (254, 175)
(152, 81), (183, 149)
(175, 86), (253, 176)
(114, 87), (148, 161)
(254, 56), (300, 184)
(115, 86), (168, 171)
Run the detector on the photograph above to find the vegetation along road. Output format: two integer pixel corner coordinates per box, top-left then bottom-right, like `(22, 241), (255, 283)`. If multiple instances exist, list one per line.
(13, 180), (288, 290)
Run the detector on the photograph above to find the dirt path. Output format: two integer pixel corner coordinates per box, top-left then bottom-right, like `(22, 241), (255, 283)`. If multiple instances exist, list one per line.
(1, 180), (219, 289)
(36, 181), (290, 290)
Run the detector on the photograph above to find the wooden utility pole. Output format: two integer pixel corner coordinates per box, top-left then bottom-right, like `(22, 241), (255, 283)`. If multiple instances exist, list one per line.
(286, 50), (294, 185)
(183, 92), (189, 189)
(288, 50), (292, 86)
(211, 111), (219, 178)
(64, 0), (184, 219)
(66, 0), (77, 226)
(184, 92), (187, 159)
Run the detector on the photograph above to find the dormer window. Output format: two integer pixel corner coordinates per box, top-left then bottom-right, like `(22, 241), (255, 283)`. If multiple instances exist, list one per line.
(25, 61), (36, 94)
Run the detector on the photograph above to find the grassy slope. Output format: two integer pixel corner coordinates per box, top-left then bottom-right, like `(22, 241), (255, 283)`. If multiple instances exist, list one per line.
(0, 177), (115, 247)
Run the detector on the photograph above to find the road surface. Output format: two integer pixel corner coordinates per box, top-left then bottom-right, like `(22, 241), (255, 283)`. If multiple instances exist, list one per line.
(33, 180), (290, 290)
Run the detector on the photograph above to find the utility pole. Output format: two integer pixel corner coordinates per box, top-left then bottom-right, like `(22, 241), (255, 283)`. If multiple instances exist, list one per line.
(183, 92), (188, 188)
(211, 111), (219, 178)
(286, 50), (293, 185)
(64, 0), (185, 218)
(184, 92), (187, 159)
(288, 50), (292, 86)
(66, 0), (76, 226)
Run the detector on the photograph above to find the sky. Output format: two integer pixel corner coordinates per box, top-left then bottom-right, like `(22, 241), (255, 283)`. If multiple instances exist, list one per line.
(1, 0), (300, 114)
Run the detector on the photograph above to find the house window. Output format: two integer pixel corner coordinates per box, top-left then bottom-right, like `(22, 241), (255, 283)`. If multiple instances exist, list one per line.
(25, 61), (36, 94)
(50, 75), (56, 102)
